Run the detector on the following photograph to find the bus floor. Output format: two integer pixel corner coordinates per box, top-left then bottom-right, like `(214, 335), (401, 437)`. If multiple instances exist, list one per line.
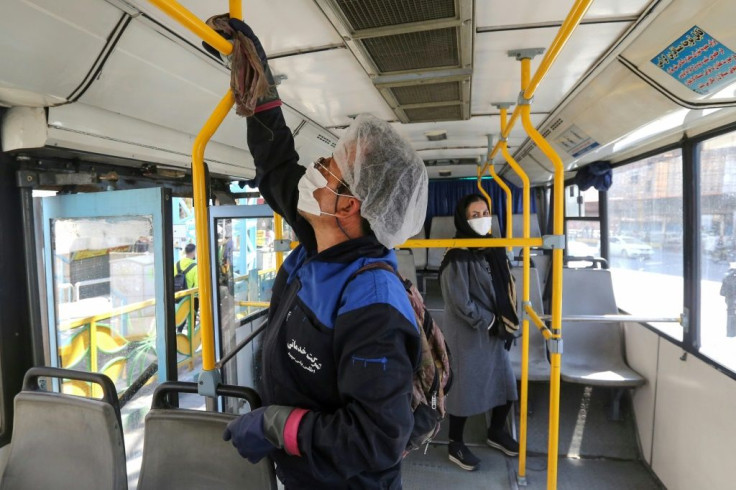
(401, 279), (664, 489)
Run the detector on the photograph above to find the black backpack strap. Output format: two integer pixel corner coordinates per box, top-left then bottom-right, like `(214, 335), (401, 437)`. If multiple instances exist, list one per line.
(176, 261), (182, 274)
(182, 262), (196, 275)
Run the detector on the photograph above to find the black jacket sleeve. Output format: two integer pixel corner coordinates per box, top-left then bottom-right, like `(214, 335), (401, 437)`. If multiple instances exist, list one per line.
(296, 303), (419, 481)
(247, 108), (316, 251)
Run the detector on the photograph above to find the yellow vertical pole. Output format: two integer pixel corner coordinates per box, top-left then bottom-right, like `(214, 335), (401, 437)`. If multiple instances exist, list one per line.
(520, 57), (565, 490)
(493, 117), (515, 246)
(193, 91), (236, 371)
(90, 319), (100, 398)
(274, 212), (284, 269)
(499, 106), (532, 481)
(229, 0), (242, 20)
(476, 166), (493, 216)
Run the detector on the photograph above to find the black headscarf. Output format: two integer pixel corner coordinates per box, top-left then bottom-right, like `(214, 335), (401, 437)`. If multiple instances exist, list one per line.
(441, 194), (519, 340)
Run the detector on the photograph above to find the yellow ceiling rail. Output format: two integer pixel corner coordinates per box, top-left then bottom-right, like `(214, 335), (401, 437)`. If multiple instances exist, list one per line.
(149, 0), (242, 377)
(149, 0), (233, 56)
(476, 165), (494, 218)
(482, 0), (595, 170)
(487, 130), (513, 248)
(523, 0), (593, 100)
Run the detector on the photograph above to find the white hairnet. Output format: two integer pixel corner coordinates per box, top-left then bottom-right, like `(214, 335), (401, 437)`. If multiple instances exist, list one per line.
(333, 114), (428, 249)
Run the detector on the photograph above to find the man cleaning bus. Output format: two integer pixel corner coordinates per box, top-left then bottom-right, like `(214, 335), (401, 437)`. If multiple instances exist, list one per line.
(208, 17), (429, 490)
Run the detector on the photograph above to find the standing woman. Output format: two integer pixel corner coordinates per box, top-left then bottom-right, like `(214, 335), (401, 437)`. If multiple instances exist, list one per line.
(439, 194), (519, 471)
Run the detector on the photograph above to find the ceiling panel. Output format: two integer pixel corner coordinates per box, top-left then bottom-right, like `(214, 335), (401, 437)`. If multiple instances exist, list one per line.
(0, 0), (121, 104)
(78, 20), (249, 149)
(269, 48), (395, 128)
(477, 0), (651, 27)
(472, 23), (631, 113)
(128, 0), (343, 56)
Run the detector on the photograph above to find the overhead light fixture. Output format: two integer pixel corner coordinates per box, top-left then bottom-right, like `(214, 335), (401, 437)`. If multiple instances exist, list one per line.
(439, 170), (452, 177)
(425, 130), (447, 141)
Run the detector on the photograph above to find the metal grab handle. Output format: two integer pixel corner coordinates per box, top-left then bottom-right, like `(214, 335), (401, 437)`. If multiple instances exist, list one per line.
(22, 366), (122, 425)
(152, 381), (261, 409)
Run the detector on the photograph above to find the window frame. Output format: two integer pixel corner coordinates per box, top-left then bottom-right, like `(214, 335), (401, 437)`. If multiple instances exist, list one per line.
(600, 125), (736, 381)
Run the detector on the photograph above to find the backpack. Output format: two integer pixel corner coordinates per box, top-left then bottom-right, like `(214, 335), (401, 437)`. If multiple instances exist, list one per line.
(174, 260), (196, 292)
(347, 262), (453, 453)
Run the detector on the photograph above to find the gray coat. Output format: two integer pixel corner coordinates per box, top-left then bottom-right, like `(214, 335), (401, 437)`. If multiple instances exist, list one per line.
(440, 249), (517, 417)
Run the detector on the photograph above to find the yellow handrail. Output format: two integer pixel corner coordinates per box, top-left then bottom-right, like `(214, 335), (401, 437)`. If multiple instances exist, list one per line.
(499, 106), (534, 480)
(481, 0), (595, 168)
(274, 212), (285, 269)
(149, 0), (243, 374)
(476, 166), (493, 217)
(523, 0), (592, 100)
(149, 0), (233, 55)
(193, 90), (236, 371)
(521, 57), (566, 490)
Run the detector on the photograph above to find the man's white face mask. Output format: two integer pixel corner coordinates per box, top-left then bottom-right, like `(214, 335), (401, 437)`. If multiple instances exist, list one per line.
(468, 216), (492, 236)
(297, 160), (352, 217)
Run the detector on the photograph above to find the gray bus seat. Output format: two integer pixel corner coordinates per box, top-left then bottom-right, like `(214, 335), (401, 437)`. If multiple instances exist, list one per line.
(508, 268), (549, 381)
(491, 215), (502, 238)
(560, 268), (645, 388)
(137, 382), (276, 490)
(510, 213), (541, 259)
(426, 216), (454, 271)
(408, 229), (427, 271)
(395, 249), (418, 287)
(0, 367), (127, 490)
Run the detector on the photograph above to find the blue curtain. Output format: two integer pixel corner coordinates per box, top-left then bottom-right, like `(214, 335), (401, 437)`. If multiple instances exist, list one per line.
(424, 179), (534, 236)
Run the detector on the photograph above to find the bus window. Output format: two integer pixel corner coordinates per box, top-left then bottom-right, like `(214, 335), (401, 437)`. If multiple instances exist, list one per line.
(698, 130), (736, 372)
(608, 150), (684, 340)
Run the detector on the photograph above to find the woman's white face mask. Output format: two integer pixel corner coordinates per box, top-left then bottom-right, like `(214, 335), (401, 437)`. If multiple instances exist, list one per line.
(297, 163), (352, 217)
(468, 216), (492, 236)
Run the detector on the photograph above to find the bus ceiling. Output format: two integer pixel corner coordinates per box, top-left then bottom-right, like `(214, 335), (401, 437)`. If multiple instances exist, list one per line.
(2, 0), (736, 185)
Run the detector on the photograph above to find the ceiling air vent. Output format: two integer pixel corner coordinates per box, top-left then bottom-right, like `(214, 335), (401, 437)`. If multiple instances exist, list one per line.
(321, 0), (473, 123)
(404, 105), (462, 122)
(335, 0), (456, 30)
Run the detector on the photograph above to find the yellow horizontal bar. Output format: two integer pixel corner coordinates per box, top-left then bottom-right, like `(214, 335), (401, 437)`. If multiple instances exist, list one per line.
(401, 238), (543, 248)
(60, 297), (157, 331)
(149, 0), (233, 55)
(174, 288), (198, 300)
(237, 301), (270, 307)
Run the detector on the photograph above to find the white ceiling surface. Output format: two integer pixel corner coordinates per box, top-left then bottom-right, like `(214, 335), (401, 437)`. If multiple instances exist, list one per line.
(473, 23), (631, 114)
(0, 0), (121, 106)
(269, 49), (396, 128)
(78, 20), (249, 150)
(128, 0), (342, 56)
(391, 115), (546, 162)
(477, 0), (651, 26)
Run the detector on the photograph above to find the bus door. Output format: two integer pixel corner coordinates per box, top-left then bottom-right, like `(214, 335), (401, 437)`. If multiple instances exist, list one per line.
(41, 187), (174, 466)
(209, 204), (285, 402)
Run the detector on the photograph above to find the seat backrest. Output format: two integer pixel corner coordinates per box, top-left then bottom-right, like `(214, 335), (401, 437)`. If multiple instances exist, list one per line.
(510, 213), (542, 238)
(491, 215), (502, 238)
(510, 213), (541, 258)
(0, 367), (127, 490)
(408, 229), (427, 270)
(395, 249), (418, 288)
(137, 382), (276, 490)
(426, 216), (455, 271)
(560, 268), (626, 366)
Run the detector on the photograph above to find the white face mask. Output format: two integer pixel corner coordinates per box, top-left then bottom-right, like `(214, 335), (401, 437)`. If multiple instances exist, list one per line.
(468, 216), (492, 236)
(297, 164), (352, 217)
